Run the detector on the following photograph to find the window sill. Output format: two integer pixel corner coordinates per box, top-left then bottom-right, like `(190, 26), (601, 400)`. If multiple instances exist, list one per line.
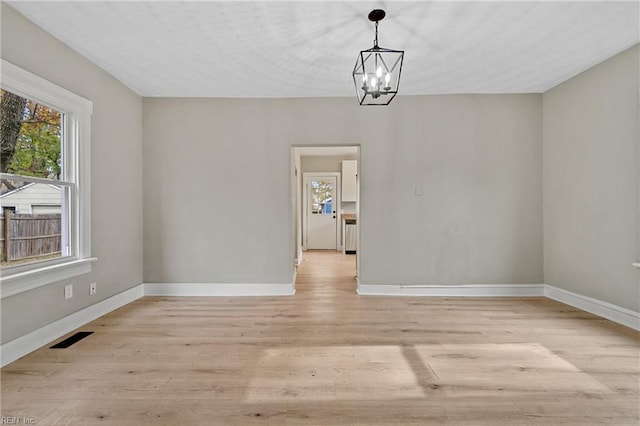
(0, 257), (97, 299)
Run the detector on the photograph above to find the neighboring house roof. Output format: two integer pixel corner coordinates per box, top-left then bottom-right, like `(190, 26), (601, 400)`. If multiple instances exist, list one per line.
(1, 182), (37, 198)
(0, 182), (61, 199)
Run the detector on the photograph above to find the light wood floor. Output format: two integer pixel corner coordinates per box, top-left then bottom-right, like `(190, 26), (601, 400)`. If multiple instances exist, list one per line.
(2, 250), (639, 425)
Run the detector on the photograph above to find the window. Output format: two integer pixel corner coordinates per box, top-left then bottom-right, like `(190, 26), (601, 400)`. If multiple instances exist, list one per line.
(0, 60), (94, 298)
(1, 92), (65, 265)
(310, 180), (334, 215)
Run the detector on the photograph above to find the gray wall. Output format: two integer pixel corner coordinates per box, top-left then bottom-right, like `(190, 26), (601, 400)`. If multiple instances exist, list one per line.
(300, 155), (357, 173)
(1, 4), (143, 343)
(143, 94), (543, 286)
(543, 45), (639, 311)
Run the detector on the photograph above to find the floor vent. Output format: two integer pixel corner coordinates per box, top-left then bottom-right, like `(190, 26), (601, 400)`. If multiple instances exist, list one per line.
(50, 331), (94, 349)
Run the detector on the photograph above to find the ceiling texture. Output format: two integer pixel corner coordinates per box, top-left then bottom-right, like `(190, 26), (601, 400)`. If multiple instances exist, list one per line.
(7, 1), (639, 98)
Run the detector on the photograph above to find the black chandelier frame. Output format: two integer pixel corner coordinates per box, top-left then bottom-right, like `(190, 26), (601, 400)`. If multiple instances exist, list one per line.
(352, 9), (404, 106)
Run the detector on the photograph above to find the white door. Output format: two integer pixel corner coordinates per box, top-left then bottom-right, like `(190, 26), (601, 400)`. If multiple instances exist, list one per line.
(306, 175), (338, 249)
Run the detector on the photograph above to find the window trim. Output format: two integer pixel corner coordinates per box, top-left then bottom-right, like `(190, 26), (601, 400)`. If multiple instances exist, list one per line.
(0, 60), (95, 299)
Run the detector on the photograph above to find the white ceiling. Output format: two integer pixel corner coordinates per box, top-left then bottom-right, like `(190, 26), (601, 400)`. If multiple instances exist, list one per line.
(7, 1), (639, 98)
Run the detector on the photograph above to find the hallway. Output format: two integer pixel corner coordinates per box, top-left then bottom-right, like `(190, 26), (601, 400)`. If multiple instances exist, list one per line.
(295, 250), (357, 296)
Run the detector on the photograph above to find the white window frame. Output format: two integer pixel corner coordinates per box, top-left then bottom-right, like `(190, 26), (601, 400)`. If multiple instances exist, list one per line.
(0, 60), (95, 298)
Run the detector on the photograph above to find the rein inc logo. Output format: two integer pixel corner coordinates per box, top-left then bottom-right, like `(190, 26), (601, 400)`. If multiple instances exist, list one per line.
(1, 417), (35, 425)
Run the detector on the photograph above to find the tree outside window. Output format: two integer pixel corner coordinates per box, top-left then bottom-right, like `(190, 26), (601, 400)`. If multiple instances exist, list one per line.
(1, 89), (64, 266)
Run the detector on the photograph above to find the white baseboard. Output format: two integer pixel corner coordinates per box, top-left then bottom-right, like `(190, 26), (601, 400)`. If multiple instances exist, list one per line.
(356, 282), (639, 331)
(357, 283), (545, 297)
(0, 284), (144, 367)
(544, 285), (640, 331)
(144, 282), (295, 296)
(2, 280), (636, 368)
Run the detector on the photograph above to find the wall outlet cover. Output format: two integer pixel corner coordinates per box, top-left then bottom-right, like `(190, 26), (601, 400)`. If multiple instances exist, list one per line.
(64, 284), (73, 299)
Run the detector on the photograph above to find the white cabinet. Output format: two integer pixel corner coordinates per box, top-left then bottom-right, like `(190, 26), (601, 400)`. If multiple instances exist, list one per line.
(341, 160), (357, 202)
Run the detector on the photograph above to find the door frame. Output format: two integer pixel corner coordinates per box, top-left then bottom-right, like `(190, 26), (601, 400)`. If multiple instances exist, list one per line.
(290, 145), (361, 292)
(302, 172), (341, 251)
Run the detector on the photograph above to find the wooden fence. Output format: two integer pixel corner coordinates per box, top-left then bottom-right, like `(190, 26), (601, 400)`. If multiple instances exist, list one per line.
(1, 208), (61, 263)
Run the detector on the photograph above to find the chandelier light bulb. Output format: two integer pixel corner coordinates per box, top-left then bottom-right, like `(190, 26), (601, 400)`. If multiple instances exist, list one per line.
(385, 73), (391, 84)
(371, 77), (376, 89)
(376, 67), (382, 78)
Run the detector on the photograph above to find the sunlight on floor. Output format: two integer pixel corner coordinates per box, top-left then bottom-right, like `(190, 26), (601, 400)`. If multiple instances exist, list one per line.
(244, 345), (426, 402)
(245, 343), (611, 402)
(414, 343), (611, 394)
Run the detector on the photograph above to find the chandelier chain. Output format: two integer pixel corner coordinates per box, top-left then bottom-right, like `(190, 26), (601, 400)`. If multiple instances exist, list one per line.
(374, 21), (379, 47)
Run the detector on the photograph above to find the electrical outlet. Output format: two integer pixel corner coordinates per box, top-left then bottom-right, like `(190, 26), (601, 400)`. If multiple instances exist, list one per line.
(89, 282), (97, 296)
(64, 284), (73, 300)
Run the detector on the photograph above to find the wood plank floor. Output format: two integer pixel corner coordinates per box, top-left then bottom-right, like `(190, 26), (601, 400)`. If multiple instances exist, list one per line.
(2, 250), (639, 425)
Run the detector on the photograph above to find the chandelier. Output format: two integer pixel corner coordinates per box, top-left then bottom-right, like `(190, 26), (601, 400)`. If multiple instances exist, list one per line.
(352, 9), (404, 106)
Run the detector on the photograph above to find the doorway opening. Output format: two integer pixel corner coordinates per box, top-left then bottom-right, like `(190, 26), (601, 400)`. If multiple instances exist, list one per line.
(291, 145), (360, 292)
